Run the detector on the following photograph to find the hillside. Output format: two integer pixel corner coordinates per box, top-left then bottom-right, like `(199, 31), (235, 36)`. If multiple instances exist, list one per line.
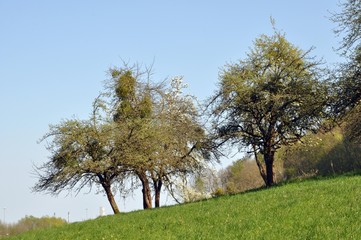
(7, 174), (361, 239)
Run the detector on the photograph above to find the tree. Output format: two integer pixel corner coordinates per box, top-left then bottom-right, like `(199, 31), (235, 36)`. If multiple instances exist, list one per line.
(210, 31), (328, 187)
(331, 0), (361, 139)
(109, 66), (157, 209)
(108, 64), (207, 209)
(33, 98), (126, 214)
(150, 76), (207, 207)
(35, 63), (208, 213)
(331, 0), (361, 55)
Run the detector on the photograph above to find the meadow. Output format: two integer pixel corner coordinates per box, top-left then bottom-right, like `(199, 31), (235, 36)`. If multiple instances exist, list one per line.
(6, 173), (361, 239)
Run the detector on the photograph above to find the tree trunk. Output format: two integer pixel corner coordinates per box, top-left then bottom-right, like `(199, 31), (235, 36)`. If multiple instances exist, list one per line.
(102, 183), (120, 214)
(142, 180), (152, 209)
(253, 144), (267, 184)
(153, 178), (163, 208)
(137, 171), (152, 209)
(264, 149), (275, 187)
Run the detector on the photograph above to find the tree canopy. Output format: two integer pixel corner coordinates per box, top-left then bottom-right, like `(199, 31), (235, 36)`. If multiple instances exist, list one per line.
(33, 1), (361, 215)
(332, 0), (361, 54)
(33, 98), (126, 214)
(331, 0), (361, 141)
(108, 66), (207, 208)
(209, 31), (328, 186)
(34, 64), (208, 213)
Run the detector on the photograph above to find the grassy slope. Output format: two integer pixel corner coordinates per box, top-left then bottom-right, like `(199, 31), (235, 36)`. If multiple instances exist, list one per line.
(8, 174), (361, 240)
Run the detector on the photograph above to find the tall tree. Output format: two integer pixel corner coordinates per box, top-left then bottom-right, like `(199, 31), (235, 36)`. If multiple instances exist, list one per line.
(210, 31), (328, 187)
(33, 98), (125, 214)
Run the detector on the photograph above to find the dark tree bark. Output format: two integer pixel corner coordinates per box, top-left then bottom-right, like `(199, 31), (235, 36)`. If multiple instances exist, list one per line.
(153, 178), (163, 208)
(253, 144), (267, 184)
(253, 143), (275, 187)
(101, 182), (120, 214)
(264, 153), (275, 187)
(137, 171), (152, 209)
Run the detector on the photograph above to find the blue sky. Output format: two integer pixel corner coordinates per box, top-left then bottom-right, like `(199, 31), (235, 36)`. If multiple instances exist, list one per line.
(0, 1), (342, 223)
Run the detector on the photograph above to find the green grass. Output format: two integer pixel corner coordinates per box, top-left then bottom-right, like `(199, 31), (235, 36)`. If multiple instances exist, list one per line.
(7, 174), (361, 239)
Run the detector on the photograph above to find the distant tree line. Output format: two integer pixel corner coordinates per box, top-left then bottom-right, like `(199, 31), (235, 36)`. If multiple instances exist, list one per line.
(0, 216), (66, 237)
(33, 0), (361, 213)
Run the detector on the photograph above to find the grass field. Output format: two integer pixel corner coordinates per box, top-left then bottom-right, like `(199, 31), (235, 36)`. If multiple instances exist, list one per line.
(6, 173), (361, 239)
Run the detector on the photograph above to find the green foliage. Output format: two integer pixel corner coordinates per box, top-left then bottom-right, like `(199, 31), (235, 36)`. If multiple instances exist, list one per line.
(331, 0), (361, 54)
(34, 111), (125, 213)
(344, 104), (361, 142)
(280, 127), (361, 179)
(139, 93), (152, 119)
(114, 70), (136, 100)
(330, 0), (361, 132)
(211, 29), (328, 186)
(317, 140), (361, 175)
(219, 158), (265, 194)
(0, 216), (66, 237)
(331, 47), (361, 119)
(111, 69), (151, 120)
(222, 159), (245, 193)
(9, 175), (361, 239)
(34, 117), (123, 193)
(34, 63), (208, 213)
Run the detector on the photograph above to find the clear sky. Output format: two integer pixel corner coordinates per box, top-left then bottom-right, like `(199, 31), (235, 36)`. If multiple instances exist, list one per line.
(0, 1), (342, 223)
